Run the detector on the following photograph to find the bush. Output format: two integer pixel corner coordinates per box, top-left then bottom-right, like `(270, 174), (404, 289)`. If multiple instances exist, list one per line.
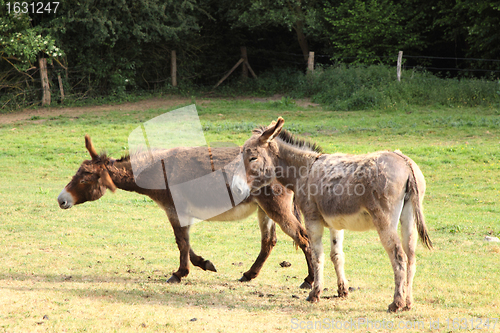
(237, 64), (500, 111)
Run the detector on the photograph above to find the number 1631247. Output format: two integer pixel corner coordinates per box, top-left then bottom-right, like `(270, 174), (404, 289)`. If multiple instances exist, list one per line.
(6, 2), (60, 14)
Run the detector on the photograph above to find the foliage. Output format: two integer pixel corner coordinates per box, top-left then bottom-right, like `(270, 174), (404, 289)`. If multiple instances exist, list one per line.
(323, 0), (424, 64)
(0, 0), (64, 71)
(1, 0), (500, 110)
(226, 0), (327, 59)
(438, 1), (500, 66)
(0, 0), (66, 109)
(212, 64), (500, 111)
(46, 0), (205, 95)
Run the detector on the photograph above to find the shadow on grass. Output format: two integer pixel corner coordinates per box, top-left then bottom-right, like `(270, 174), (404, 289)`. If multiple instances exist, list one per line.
(0, 272), (332, 312)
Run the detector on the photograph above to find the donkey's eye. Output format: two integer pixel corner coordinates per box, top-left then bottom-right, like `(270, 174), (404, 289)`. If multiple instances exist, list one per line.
(80, 180), (87, 184)
(249, 157), (258, 162)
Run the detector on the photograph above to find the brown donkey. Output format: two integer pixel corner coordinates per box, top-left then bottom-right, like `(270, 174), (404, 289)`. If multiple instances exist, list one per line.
(58, 135), (313, 288)
(241, 118), (432, 312)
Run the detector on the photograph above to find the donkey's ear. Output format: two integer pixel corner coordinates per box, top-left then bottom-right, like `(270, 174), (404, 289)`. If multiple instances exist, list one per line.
(259, 117), (285, 144)
(100, 169), (117, 193)
(85, 134), (99, 160)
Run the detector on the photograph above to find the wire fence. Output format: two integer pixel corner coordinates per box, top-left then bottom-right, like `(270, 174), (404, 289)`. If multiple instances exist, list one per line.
(1, 50), (499, 110)
(253, 50), (500, 74)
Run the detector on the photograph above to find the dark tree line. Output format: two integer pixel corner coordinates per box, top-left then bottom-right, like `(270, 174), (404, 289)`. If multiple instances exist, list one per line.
(1, 0), (499, 96)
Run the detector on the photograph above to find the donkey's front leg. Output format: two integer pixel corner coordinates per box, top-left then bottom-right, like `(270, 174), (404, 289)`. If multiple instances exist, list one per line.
(330, 229), (349, 298)
(378, 226), (408, 312)
(306, 221), (325, 303)
(256, 193), (314, 289)
(240, 207), (277, 282)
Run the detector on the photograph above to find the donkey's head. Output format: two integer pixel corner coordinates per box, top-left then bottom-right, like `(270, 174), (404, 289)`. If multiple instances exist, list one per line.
(242, 117), (284, 191)
(57, 135), (117, 209)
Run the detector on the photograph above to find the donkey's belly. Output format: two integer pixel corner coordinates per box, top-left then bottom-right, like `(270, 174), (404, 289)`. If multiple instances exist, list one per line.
(154, 199), (258, 223)
(206, 202), (258, 221)
(324, 208), (374, 231)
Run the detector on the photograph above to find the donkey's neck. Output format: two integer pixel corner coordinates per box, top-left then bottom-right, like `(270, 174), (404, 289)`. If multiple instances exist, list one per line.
(106, 159), (149, 195)
(275, 141), (320, 192)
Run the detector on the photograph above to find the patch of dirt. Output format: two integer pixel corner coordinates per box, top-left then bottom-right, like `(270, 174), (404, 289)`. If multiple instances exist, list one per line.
(0, 96), (191, 125)
(295, 99), (321, 108)
(0, 95), (320, 126)
(236, 93), (320, 107)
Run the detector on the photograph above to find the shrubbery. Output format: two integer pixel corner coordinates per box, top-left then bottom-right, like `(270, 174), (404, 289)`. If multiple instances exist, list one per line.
(1, 62), (499, 111)
(225, 64), (500, 110)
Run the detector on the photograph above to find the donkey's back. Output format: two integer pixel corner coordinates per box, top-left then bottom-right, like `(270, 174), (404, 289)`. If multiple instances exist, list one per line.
(303, 151), (419, 222)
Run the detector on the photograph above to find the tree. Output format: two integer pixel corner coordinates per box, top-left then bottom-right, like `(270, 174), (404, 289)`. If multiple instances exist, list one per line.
(442, 1), (500, 64)
(323, 0), (424, 64)
(46, 0), (205, 93)
(0, 0), (64, 72)
(226, 0), (326, 61)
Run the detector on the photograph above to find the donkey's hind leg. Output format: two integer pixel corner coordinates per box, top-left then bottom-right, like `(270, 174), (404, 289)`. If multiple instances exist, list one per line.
(167, 224), (191, 283)
(165, 212), (199, 283)
(189, 248), (217, 272)
(240, 207), (277, 282)
(400, 201), (418, 310)
(330, 229), (348, 298)
(375, 201), (408, 312)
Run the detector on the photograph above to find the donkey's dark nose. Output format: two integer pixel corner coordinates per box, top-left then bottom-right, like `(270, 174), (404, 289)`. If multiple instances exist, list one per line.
(58, 199), (69, 209)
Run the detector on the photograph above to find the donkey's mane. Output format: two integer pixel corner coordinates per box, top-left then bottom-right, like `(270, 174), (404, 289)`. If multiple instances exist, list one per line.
(117, 148), (165, 164)
(115, 149), (170, 174)
(253, 126), (323, 154)
(117, 154), (131, 162)
(92, 152), (109, 163)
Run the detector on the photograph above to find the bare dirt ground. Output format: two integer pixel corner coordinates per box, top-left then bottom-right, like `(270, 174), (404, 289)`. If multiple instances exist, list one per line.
(0, 95), (319, 125)
(0, 97), (191, 125)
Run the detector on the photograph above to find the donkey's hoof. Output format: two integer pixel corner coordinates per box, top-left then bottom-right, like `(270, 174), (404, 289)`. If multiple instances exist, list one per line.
(204, 260), (217, 272)
(306, 294), (319, 303)
(387, 301), (404, 312)
(239, 274), (250, 282)
(404, 298), (413, 311)
(299, 281), (312, 289)
(337, 289), (349, 298)
(166, 274), (181, 284)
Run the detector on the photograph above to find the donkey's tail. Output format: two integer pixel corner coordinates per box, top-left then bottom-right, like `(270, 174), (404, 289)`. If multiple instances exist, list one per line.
(395, 150), (433, 250)
(408, 176), (433, 250)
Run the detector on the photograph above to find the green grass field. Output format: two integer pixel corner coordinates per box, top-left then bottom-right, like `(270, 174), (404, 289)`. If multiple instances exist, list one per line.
(1, 97), (499, 332)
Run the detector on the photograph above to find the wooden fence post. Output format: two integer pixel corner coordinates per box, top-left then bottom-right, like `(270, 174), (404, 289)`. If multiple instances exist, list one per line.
(307, 51), (315, 73)
(39, 57), (51, 106)
(171, 50), (177, 87)
(213, 58), (245, 89)
(241, 46), (248, 79)
(57, 74), (65, 101)
(213, 48), (257, 90)
(397, 51), (403, 82)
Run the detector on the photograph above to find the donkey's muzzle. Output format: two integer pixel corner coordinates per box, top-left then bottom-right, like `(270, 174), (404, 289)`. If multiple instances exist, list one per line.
(57, 188), (74, 209)
(230, 175), (251, 204)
